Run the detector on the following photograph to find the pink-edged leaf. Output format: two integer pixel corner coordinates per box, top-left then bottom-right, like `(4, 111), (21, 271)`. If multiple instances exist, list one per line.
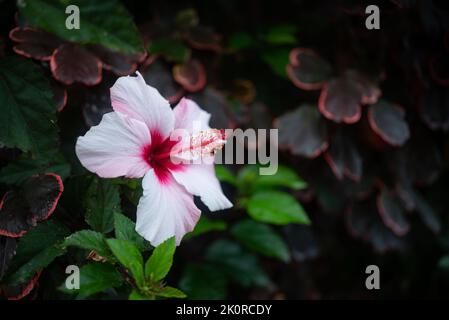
(173, 59), (207, 92)
(1, 271), (41, 300)
(0, 174), (63, 238)
(346, 200), (404, 253)
(377, 188), (410, 236)
(22, 173), (63, 222)
(419, 86), (449, 131)
(324, 132), (362, 181)
(50, 44), (102, 86)
(140, 59), (184, 104)
(274, 105), (328, 158)
(185, 26), (221, 52)
(346, 71), (382, 105)
(0, 236), (17, 281)
(0, 191), (34, 238)
(286, 48), (332, 90)
(88, 44), (145, 76)
(318, 76), (363, 123)
(188, 87), (237, 129)
(368, 101), (410, 146)
(9, 27), (62, 61)
(50, 79), (67, 112)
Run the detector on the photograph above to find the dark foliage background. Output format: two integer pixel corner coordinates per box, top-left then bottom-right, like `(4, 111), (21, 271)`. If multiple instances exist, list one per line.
(0, 0), (449, 300)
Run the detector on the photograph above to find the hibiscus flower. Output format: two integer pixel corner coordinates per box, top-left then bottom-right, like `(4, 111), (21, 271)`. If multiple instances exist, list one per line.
(75, 72), (232, 245)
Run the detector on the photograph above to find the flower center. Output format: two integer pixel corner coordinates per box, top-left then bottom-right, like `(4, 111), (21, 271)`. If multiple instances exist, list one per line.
(151, 129), (227, 162)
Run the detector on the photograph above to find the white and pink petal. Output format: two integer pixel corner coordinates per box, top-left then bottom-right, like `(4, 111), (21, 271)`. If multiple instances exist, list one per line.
(75, 112), (151, 178)
(170, 163), (233, 212)
(136, 169), (201, 246)
(173, 98), (211, 134)
(110, 72), (175, 139)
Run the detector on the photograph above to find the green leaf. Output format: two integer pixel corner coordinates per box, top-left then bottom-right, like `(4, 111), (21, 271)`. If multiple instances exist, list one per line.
(0, 152), (70, 185)
(228, 32), (256, 50)
(261, 25), (298, 45)
(8, 245), (65, 285)
(179, 264), (228, 300)
(129, 289), (154, 300)
(64, 230), (111, 259)
(231, 220), (291, 262)
(6, 220), (70, 285)
(261, 48), (290, 78)
(18, 0), (144, 54)
(148, 38), (191, 63)
(85, 178), (121, 233)
(215, 165), (237, 186)
(205, 240), (270, 287)
(254, 165), (307, 190)
(246, 191), (310, 225)
(106, 239), (144, 288)
(114, 213), (149, 251)
(157, 286), (187, 299)
(145, 237), (176, 281)
(64, 263), (123, 299)
(0, 56), (58, 155)
(184, 216), (227, 240)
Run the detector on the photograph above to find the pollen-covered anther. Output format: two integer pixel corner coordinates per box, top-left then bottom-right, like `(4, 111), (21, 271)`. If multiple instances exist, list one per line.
(188, 129), (227, 157)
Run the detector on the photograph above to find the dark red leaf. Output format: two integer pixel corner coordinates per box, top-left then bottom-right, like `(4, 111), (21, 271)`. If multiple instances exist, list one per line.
(185, 26), (221, 52)
(9, 27), (62, 61)
(188, 87), (237, 129)
(88, 44), (145, 76)
(50, 43), (102, 86)
(274, 105), (328, 158)
(22, 173), (63, 221)
(346, 200), (404, 253)
(0, 174), (63, 238)
(140, 59), (184, 104)
(324, 132), (363, 181)
(346, 71), (382, 105)
(419, 86), (449, 131)
(50, 79), (67, 112)
(173, 59), (207, 92)
(286, 48), (332, 90)
(0, 192), (35, 238)
(1, 271), (41, 300)
(0, 236), (17, 281)
(368, 101), (410, 146)
(377, 188), (410, 236)
(318, 76), (363, 123)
